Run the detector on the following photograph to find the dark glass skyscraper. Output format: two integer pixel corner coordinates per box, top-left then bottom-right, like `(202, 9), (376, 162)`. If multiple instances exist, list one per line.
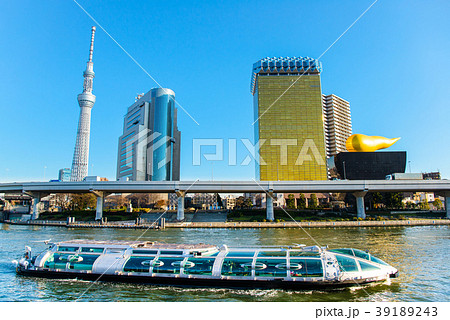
(116, 88), (181, 181)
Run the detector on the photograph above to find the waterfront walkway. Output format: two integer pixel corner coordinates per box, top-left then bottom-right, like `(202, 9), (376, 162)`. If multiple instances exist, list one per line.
(2, 218), (449, 229)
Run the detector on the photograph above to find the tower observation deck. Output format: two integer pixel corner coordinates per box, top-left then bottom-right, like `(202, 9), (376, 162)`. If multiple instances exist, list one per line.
(71, 26), (97, 181)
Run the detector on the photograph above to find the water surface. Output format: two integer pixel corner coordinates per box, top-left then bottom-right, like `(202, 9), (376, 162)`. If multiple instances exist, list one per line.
(0, 223), (448, 302)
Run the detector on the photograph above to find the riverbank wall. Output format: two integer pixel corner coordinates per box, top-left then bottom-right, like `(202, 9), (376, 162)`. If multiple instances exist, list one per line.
(2, 220), (161, 230)
(165, 219), (450, 228)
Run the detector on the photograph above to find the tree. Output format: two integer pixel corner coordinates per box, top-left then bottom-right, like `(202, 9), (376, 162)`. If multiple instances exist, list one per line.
(372, 192), (383, 208)
(106, 195), (127, 209)
(155, 199), (167, 209)
(235, 196), (244, 208)
(310, 194), (318, 209)
(405, 201), (415, 209)
(127, 193), (153, 208)
(432, 199), (443, 210)
(70, 193), (96, 210)
(54, 194), (72, 211)
(392, 193), (404, 209)
(297, 193), (306, 209)
(286, 194), (296, 209)
(384, 192), (403, 209)
(235, 196), (253, 209)
(419, 201), (430, 210)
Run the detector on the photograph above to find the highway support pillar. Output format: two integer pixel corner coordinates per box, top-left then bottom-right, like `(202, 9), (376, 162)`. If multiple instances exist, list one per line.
(354, 191), (368, 219)
(266, 191), (274, 221)
(25, 192), (48, 220)
(31, 197), (40, 220)
(90, 190), (109, 221)
(445, 193), (450, 219)
(176, 190), (186, 221)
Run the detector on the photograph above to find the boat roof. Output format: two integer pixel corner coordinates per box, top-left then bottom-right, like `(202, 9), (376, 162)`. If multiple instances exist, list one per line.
(53, 240), (325, 252)
(55, 239), (217, 250)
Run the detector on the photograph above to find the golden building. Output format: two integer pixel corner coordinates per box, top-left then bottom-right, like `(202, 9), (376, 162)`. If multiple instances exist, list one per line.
(251, 57), (327, 181)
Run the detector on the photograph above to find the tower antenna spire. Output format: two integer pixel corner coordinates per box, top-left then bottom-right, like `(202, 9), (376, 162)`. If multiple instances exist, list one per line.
(88, 26), (96, 62)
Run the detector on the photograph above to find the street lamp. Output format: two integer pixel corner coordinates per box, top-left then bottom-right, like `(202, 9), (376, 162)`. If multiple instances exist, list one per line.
(343, 161), (347, 180)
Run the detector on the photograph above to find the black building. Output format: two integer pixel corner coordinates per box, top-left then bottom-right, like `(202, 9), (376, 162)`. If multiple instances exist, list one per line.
(334, 151), (406, 180)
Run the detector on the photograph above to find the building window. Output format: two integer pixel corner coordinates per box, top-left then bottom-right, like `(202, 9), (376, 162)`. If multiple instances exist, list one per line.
(120, 155), (133, 163)
(121, 132), (135, 142)
(120, 168), (132, 174)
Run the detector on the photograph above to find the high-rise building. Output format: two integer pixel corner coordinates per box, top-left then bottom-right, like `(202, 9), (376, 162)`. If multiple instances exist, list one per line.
(58, 168), (71, 182)
(71, 26), (97, 181)
(116, 88), (181, 181)
(251, 57), (327, 181)
(322, 94), (352, 158)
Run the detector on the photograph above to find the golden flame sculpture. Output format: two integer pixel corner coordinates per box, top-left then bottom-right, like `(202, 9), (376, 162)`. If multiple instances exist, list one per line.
(346, 134), (400, 152)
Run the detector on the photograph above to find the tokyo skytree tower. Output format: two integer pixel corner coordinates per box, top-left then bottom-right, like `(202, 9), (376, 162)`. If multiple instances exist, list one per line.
(71, 26), (96, 181)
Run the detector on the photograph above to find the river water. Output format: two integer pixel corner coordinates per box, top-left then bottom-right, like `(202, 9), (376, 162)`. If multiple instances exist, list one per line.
(0, 223), (448, 302)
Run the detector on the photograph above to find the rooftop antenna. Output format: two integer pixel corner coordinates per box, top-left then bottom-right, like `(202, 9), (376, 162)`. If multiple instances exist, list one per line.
(88, 26), (96, 62)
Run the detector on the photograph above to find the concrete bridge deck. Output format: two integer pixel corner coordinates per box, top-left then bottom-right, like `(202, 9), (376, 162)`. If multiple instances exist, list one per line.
(1, 180), (449, 221)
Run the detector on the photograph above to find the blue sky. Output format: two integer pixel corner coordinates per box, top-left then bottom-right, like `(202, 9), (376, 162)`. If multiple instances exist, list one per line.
(1, 0), (449, 182)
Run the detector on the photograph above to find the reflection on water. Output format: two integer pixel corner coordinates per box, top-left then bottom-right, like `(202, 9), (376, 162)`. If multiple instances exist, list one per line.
(0, 224), (448, 301)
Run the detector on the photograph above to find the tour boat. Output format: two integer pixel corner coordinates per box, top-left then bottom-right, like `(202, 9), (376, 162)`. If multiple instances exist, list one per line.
(14, 240), (398, 290)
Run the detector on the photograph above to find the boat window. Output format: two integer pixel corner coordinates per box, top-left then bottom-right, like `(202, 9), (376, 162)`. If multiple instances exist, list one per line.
(159, 250), (184, 256)
(225, 251), (255, 257)
(124, 257), (153, 273)
(183, 258), (215, 275)
(43, 253), (68, 270)
(290, 258), (324, 277)
(152, 258), (183, 274)
(257, 251), (286, 257)
(358, 261), (381, 272)
(289, 251), (320, 257)
(132, 249), (158, 255)
(57, 246), (79, 252)
(81, 247), (104, 253)
(304, 259), (324, 277)
(68, 254), (101, 271)
(335, 255), (359, 272)
(254, 259), (287, 277)
(329, 248), (354, 256)
(352, 249), (370, 261)
(105, 248), (126, 254)
(370, 255), (388, 266)
(201, 251), (219, 257)
(221, 258), (253, 276)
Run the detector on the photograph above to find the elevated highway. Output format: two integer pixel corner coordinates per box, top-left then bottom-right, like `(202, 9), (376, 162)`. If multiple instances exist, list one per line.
(1, 180), (449, 220)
